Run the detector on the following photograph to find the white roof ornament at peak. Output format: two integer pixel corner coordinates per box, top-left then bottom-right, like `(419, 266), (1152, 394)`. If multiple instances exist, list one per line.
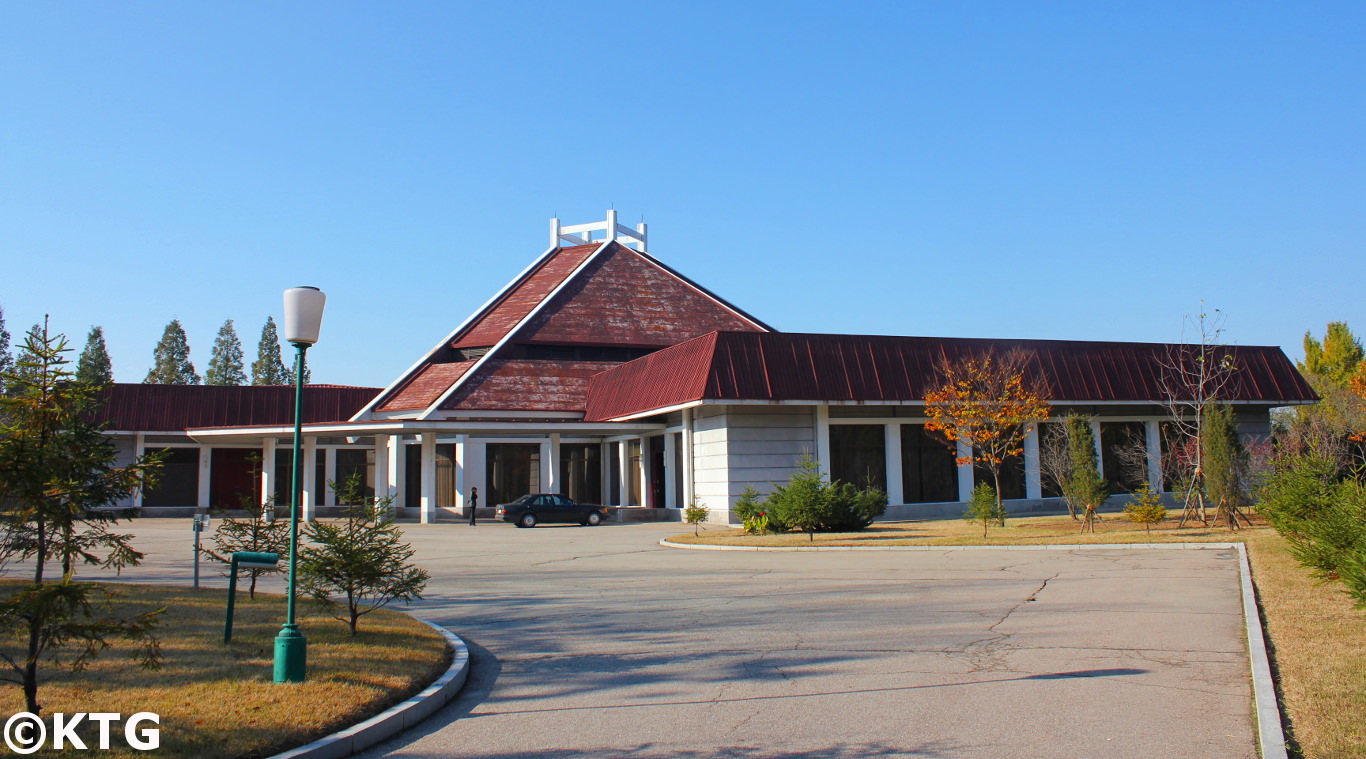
(550, 210), (648, 253)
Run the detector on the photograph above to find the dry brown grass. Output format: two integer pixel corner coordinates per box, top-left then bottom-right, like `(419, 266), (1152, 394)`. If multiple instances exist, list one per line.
(669, 512), (1272, 547)
(674, 515), (1366, 758)
(0, 581), (449, 759)
(1243, 532), (1366, 759)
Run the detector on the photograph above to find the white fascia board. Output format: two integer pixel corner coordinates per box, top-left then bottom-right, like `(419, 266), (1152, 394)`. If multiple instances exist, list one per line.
(351, 243), (564, 421)
(419, 241), (613, 420)
(188, 418), (665, 443)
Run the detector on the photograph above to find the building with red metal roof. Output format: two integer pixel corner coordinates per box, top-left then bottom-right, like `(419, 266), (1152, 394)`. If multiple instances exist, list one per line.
(101, 212), (1316, 522)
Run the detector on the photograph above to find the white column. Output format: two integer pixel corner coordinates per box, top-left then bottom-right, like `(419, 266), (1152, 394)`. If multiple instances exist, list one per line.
(639, 438), (651, 508)
(132, 434), (146, 510)
(454, 435), (466, 510)
(420, 433), (437, 524)
(1145, 420), (1163, 492)
(373, 435), (389, 502)
(681, 409), (695, 510)
(956, 440), (975, 502)
(664, 432), (679, 509)
(1024, 424), (1042, 500)
(617, 440), (630, 506)
(387, 435), (405, 512)
(301, 437), (318, 521)
(261, 438), (277, 518)
(197, 446), (212, 511)
(815, 406), (831, 481)
(547, 434), (561, 493)
(884, 423), (903, 506)
(323, 447), (337, 507)
(1091, 420), (1105, 475)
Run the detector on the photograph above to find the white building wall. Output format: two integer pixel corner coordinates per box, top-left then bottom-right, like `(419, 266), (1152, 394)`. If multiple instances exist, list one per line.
(689, 406), (815, 524)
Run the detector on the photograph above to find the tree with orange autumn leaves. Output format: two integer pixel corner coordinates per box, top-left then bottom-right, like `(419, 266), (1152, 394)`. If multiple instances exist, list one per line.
(923, 348), (1051, 518)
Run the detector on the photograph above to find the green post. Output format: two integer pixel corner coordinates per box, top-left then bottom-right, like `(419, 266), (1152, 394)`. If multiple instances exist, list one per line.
(274, 343), (309, 683)
(225, 551), (279, 644)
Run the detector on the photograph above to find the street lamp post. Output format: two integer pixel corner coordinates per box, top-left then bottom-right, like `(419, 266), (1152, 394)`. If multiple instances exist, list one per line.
(274, 285), (326, 684)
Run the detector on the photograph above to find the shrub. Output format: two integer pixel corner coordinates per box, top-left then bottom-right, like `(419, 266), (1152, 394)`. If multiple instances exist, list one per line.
(684, 502), (709, 536)
(1123, 483), (1167, 534)
(743, 512), (773, 535)
(964, 482), (1005, 538)
(299, 475), (430, 636)
(764, 459), (887, 540)
(733, 486), (765, 523)
(1259, 452), (1366, 593)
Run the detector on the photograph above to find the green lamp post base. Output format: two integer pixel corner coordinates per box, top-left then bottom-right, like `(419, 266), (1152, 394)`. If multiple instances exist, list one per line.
(273, 624), (307, 683)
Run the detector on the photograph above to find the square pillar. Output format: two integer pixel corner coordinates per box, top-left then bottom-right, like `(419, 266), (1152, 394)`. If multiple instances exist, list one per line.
(301, 437), (318, 522)
(681, 409), (694, 510)
(454, 435), (466, 510)
(638, 438), (650, 508)
(1145, 420), (1163, 492)
(815, 406), (831, 481)
(261, 438), (277, 518)
(387, 434), (405, 513)
(373, 434), (390, 502)
(132, 433), (146, 510)
(197, 446), (212, 511)
(956, 440), (974, 502)
(664, 432), (679, 509)
(420, 432), (437, 524)
(546, 433), (561, 494)
(1024, 423), (1042, 500)
(884, 423), (904, 506)
(617, 439), (630, 506)
(1091, 420), (1104, 473)
(323, 447), (338, 507)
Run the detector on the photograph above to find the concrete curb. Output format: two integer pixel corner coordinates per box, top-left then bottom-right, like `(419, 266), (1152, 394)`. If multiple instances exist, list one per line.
(267, 619), (470, 759)
(660, 538), (1288, 759)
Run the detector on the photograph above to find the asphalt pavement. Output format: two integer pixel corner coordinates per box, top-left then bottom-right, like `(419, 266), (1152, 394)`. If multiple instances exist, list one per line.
(76, 518), (1257, 759)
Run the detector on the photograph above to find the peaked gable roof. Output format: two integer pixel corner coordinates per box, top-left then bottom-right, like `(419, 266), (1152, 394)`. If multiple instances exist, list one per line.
(584, 331), (1318, 421)
(362, 240), (770, 418)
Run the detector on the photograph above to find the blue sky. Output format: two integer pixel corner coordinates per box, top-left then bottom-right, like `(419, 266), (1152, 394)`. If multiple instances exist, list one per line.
(2, 2), (1362, 388)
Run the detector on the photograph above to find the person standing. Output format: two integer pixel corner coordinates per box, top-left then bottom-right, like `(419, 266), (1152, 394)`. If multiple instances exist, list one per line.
(468, 486), (479, 526)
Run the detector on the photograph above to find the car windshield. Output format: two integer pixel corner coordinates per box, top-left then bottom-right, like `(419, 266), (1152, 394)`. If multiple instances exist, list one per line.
(510, 495), (534, 506)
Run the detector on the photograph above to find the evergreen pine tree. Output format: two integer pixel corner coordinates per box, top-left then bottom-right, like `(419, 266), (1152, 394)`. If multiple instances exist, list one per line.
(1203, 403), (1250, 531)
(251, 317), (290, 385)
(144, 318), (200, 385)
(289, 353), (312, 386)
(205, 319), (247, 386)
(76, 326), (114, 385)
(0, 304), (12, 380)
(1063, 414), (1109, 533)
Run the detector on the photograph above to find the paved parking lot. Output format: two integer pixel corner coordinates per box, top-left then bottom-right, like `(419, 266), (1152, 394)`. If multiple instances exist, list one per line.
(96, 519), (1256, 758)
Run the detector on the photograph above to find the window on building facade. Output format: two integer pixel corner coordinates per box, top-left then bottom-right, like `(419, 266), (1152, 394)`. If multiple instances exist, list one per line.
(900, 424), (958, 503)
(486, 443), (541, 507)
(974, 453), (1025, 500)
(1100, 421), (1148, 494)
(560, 443), (602, 505)
(142, 447), (199, 507)
(830, 425), (887, 492)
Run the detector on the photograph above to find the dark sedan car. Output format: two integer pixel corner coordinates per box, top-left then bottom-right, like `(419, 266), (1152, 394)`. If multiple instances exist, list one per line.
(497, 494), (609, 528)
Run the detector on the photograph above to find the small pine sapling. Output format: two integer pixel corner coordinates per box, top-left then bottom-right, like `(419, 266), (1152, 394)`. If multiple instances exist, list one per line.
(684, 502), (710, 536)
(299, 474), (430, 636)
(202, 485), (288, 598)
(964, 482), (1006, 538)
(1123, 483), (1167, 535)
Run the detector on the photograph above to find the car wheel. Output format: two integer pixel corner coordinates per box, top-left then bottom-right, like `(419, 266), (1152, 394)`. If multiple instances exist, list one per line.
(585, 512), (602, 526)
(519, 513), (537, 528)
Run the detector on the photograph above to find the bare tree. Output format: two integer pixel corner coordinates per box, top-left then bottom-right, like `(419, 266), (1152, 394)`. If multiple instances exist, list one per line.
(1156, 304), (1239, 527)
(1037, 422), (1077, 519)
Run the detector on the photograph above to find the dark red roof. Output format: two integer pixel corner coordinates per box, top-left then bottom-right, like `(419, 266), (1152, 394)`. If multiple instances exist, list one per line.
(94, 384), (381, 431)
(451, 243), (599, 349)
(439, 359), (622, 412)
(584, 332), (1318, 421)
(514, 243), (770, 346)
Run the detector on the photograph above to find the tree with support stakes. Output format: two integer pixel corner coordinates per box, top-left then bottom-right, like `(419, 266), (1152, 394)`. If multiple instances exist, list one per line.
(1062, 414), (1109, 534)
(1203, 403), (1252, 531)
(923, 347), (1051, 522)
(1157, 304), (1239, 527)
